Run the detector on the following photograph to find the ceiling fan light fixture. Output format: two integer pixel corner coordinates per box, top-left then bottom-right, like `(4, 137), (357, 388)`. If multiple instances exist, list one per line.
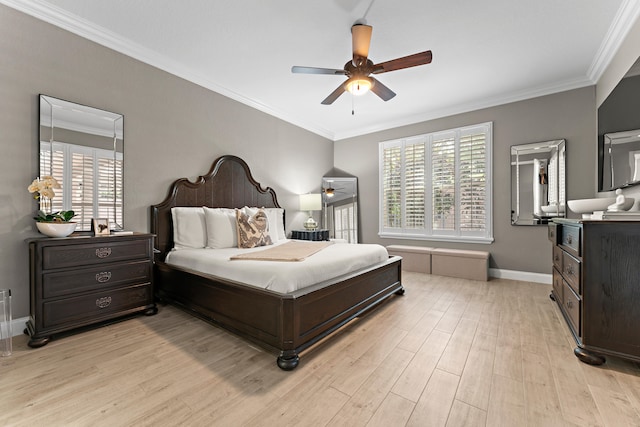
(346, 77), (373, 96)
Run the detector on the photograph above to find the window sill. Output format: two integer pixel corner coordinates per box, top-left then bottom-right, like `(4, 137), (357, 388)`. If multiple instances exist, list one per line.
(378, 232), (494, 245)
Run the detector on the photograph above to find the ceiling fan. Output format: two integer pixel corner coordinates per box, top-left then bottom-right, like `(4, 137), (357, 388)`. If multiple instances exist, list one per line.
(292, 23), (432, 105)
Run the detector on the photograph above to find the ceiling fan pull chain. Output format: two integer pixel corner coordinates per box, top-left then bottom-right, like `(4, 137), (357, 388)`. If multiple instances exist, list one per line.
(352, 92), (355, 115)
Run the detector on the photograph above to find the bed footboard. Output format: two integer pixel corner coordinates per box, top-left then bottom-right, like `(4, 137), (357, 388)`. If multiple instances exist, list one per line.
(155, 256), (403, 370)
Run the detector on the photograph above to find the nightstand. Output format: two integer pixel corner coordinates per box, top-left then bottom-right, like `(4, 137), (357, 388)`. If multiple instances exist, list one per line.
(290, 229), (329, 241)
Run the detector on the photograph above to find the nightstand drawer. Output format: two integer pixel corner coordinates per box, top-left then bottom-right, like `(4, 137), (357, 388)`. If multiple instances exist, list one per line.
(43, 260), (151, 299)
(42, 283), (152, 329)
(42, 239), (151, 269)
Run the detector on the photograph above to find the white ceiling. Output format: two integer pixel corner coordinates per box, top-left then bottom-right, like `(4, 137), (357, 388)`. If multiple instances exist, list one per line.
(5, 0), (640, 140)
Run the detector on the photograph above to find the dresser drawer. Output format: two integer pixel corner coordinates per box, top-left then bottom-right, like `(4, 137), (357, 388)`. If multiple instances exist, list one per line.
(42, 284), (152, 329)
(548, 223), (559, 244)
(562, 251), (581, 295)
(560, 225), (581, 257)
(42, 260), (151, 299)
(562, 280), (581, 337)
(552, 245), (563, 271)
(42, 239), (151, 270)
(552, 268), (563, 303)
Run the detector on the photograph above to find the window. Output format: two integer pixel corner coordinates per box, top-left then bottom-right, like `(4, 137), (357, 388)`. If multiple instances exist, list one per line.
(379, 122), (493, 243)
(40, 142), (123, 230)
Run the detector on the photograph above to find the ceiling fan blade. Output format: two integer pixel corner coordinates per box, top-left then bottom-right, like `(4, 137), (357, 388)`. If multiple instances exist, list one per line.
(370, 77), (396, 101)
(291, 66), (347, 75)
(352, 24), (372, 65)
(321, 82), (347, 105)
(372, 50), (433, 74)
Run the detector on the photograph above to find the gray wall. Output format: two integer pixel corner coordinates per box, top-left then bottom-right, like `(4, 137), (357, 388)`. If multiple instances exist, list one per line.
(3, 3), (640, 317)
(334, 87), (597, 274)
(0, 5), (333, 318)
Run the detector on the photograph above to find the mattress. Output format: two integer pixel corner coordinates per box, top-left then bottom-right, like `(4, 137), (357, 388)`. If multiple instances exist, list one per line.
(165, 240), (389, 294)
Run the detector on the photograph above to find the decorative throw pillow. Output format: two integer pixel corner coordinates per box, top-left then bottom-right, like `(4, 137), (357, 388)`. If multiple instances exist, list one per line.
(236, 208), (273, 248)
(242, 206), (286, 241)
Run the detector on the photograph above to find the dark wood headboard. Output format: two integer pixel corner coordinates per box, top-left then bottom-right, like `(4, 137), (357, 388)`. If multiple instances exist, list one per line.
(150, 155), (281, 260)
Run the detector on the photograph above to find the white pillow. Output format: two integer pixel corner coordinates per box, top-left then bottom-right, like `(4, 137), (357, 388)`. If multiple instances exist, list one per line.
(171, 207), (206, 249)
(203, 207), (238, 248)
(243, 207), (285, 241)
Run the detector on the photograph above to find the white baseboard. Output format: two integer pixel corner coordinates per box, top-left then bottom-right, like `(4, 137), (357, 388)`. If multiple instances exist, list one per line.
(7, 316), (28, 337)
(489, 268), (551, 284)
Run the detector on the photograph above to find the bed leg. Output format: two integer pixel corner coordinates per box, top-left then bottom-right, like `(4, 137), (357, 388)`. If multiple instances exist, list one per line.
(395, 286), (405, 296)
(277, 351), (299, 371)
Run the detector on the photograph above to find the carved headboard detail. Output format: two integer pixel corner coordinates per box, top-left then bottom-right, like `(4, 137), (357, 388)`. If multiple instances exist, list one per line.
(150, 155), (281, 260)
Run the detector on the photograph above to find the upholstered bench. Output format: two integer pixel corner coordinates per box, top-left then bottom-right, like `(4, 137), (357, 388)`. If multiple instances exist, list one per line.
(386, 245), (434, 274)
(431, 248), (489, 281)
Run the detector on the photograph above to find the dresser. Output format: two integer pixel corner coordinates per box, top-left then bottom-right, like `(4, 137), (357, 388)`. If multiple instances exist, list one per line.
(26, 233), (157, 347)
(549, 219), (640, 364)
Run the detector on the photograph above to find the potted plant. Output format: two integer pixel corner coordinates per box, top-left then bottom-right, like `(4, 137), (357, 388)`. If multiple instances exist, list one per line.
(28, 176), (77, 237)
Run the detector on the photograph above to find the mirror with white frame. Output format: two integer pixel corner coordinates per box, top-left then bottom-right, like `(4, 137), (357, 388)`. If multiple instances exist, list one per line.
(39, 95), (124, 231)
(322, 176), (358, 243)
(511, 139), (566, 225)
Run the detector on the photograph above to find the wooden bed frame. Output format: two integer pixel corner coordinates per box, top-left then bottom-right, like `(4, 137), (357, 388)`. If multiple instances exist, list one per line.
(150, 155), (403, 370)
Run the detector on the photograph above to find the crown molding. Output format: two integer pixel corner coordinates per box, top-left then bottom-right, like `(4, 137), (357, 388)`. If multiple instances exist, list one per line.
(588, 0), (640, 82)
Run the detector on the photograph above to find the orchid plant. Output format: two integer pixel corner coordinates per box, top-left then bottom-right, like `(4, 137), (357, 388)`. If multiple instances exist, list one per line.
(28, 176), (76, 222)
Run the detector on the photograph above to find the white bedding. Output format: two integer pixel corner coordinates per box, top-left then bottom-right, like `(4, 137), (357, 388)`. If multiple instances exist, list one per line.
(165, 240), (389, 294)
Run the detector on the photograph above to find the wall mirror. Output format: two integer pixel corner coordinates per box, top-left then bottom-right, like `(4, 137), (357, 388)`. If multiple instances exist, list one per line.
(322, 176), (358, 243)
(511, 139), (566, 225)
(39, 95), (124, 231)
(598, 57), (640, 191)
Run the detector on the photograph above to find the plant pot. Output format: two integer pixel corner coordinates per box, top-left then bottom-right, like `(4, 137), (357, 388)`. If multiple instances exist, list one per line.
(36, 222), (77, 238)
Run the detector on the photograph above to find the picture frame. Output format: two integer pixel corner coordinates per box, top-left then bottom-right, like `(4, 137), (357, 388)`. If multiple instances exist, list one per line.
(92, 218), (110, 236)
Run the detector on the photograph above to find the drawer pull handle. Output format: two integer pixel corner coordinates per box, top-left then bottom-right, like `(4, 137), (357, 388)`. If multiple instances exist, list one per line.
(95, 247), (112, 258)
(566, 265), (575, 276)
(566, 236), (573, 244)
(554, 255), (560, 262)
(95, 272), (112, 283)
(566, 301), (573, 309)
(96, 296), (112, 309)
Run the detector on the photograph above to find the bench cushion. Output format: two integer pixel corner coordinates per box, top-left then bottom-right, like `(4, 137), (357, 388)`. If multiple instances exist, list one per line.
(430, 248), (489, 259)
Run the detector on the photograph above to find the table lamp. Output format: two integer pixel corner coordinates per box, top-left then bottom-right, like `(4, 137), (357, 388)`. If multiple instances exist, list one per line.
(300, 193), (322, 230)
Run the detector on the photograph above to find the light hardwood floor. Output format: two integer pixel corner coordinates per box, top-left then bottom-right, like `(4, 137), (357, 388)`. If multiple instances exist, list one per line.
(2, 272), (640, 426)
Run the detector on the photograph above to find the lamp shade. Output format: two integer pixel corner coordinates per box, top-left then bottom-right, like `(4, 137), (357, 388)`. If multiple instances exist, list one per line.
(300, 193), (322, 211)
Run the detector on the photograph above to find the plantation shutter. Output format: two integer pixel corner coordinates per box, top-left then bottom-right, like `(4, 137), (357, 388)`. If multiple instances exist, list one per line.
(97, 155), (123, 226)
(459, 129), (487, 232)
(404, 140), (426, 230)
(39, 142), (65, 214)
(70, 150), (95, 230)
(431, 133), (456, 231)
(381, 143), (402, 229)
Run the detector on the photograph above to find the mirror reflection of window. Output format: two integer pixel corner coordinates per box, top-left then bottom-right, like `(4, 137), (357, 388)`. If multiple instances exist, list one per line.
(39, 95), (124, 231)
